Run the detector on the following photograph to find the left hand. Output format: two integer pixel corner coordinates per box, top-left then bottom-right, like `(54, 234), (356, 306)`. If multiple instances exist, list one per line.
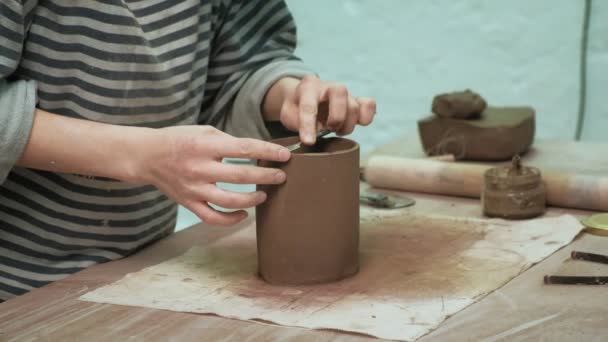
(264, 76), (376, 145)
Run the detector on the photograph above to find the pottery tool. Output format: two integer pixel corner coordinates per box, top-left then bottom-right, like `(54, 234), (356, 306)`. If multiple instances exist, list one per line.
(544, 251), (608, 285)
(363, 155), (608, 212)
(286, 129), (331, 152)
(360, 191), (415, 209)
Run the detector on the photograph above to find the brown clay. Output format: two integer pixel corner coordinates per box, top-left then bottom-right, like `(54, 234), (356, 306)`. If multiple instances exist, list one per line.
(482, 156), (546, 219)
(432, 89), (487, 119)
(256, 136), (360, 285)
(418, 106), (535, 161)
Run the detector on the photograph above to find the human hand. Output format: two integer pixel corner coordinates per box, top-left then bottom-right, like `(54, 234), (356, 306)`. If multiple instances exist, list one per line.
(138, 126), (290, 226)
(263, 76), (376, 145)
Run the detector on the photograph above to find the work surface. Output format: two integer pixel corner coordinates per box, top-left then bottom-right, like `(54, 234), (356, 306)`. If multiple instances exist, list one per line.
(2, 139), (608, 341)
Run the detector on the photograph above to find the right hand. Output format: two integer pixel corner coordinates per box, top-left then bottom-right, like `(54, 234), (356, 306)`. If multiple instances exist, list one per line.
(138, 125), (291, 226)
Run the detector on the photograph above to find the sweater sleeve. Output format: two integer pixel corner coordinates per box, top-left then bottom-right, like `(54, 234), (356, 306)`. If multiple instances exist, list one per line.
(0, 0), (38, 183)
(201, 0), (316, 140)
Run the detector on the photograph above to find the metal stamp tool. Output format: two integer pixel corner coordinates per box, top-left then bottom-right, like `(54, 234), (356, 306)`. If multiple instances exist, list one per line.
(286, 129), (332, 152)
(360, 191), (415, 209)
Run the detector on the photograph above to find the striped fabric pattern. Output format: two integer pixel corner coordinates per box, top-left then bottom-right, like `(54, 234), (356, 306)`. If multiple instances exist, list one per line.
(0, 0), (303, 301)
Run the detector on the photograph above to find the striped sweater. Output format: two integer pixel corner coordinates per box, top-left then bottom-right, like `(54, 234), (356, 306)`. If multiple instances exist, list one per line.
(0, 0), (314, 301)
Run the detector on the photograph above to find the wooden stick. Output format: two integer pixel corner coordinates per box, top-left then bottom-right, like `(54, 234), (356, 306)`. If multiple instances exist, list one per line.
(571, 251), (608, 265)
(428, 154), (456, 162)
(544, 275), (608, 285)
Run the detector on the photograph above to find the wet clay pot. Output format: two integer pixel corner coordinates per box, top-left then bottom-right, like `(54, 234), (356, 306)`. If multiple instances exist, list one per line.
(482, 156), (546, 219)
(256, 136), (360, 285)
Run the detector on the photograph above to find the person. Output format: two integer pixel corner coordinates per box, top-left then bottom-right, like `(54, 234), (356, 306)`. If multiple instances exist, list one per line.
(0, 0), (376, 302)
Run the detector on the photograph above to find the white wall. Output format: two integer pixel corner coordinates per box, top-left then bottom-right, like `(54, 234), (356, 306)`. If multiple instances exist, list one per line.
(286, 0), (607, 152)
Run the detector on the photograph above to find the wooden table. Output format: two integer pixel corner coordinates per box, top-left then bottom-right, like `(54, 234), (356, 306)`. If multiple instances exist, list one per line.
(2, 139), (608, 341)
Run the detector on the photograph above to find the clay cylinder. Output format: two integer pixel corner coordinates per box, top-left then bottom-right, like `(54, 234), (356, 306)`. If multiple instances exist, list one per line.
(256, 137), (360, 285)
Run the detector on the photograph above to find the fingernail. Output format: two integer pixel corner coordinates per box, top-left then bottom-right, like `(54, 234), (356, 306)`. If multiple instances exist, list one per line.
(278, 148), (290, 161)
(275, 171), (286, 183)
(304, 134), (315, 144)
(258, 191), (267, 202)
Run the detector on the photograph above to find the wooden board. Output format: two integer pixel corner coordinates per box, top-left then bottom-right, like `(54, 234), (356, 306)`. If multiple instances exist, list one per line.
(1, 139), (608, 341)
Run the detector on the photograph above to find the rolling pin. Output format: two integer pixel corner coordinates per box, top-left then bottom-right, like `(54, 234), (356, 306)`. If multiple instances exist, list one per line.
(364, 155), (608, 212)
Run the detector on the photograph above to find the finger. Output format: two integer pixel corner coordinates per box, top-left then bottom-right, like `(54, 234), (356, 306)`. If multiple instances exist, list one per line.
(337, 97), (360, 136)
(356, 96), (376, 126)
(187, 201), (248, 226)
(279, 98), (299, 132)
(200, 184), (267, 209)
(297, 76), (322, 145)
(209, 163), (286, 185)
(215, 138), (290, 162)
(326, 84), (349, 131)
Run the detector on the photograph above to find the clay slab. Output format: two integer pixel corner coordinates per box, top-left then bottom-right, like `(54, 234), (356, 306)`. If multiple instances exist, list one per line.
(418, 106), (535, 161)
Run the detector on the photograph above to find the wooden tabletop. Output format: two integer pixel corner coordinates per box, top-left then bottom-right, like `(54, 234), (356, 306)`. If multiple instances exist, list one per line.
(1, 139), (608, 341)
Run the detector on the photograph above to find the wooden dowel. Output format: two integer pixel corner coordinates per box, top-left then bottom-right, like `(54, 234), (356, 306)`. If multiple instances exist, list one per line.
(364, 155), (608, 212)
(544, 275), (608, 285)
(571, 251), (608, 265)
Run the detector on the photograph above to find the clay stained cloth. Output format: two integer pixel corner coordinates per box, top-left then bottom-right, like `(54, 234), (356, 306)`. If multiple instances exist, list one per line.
(80, 212), (582, 341)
